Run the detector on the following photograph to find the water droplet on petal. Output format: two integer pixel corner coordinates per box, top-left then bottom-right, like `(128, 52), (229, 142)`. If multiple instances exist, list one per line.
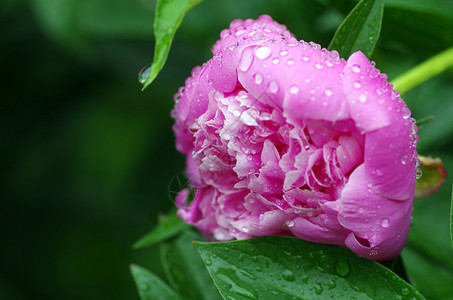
(359, 94), (367, 103)
(315, 63), (322, 69)
(416, 168), (422, 179)
(290, 85), (299, 94)
(272, 58), (280, 64)
(138, 64), (152, 84)
(325, 89), (332, 96)
(239, 49), (254, 71)
(401, 155), (408, 165)
(353, 82), (362, 89)
(286, 220), (295, 228)
(287, 59), (295, 66)
(269, 80), (279, 93)
(352, 64), (361, 73)
(325, 61), (333, 67)
(255, 46), (272, 59)
(280, 50), (288, 56)
(302, 56), (310, 62)
(254, 73), (263, 84)
(381, 218), (390, 228)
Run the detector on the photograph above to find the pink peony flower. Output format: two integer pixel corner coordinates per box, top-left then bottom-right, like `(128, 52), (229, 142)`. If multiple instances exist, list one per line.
(172, 15), (418, 261)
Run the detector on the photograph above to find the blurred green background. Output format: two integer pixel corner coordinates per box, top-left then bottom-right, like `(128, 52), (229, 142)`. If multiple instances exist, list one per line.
(1, 0), (453, 299)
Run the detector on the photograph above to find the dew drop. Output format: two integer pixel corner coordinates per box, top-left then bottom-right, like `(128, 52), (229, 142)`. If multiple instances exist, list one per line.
(315, 283), (323, 295)
(138, 64), (152, 84)
(287, 220), (295, 228)
(359, 94), (367, 103)
(205, 258), (212, 266)
(315, 63), (322, 69)
(269, 80), (279, 93)
(240, 269), (257, 280)
(290, 85), (300, 94)
(381, 218), (390, 228)
(400, 155), (408, 165)
(353, 82), (362, 89)
(325, 89), (332, 96)
(327, 279), (336, 289)
(352, 65), (361, 73)
(239, 49), (254, 71)
(335, 258), (350, 277)
(287, 59), (295, 66)
(255, 46), (272, 59)
(302, 56), (310, 62)
(281, 270), (295, 282)
(325, 61), (333, 67)
(254, 73), (263, 84)
(280, 50), (288, 56)
(401, 287), (410, 296)
(272, 58), (280, 64)
(416, 168), (422, 179)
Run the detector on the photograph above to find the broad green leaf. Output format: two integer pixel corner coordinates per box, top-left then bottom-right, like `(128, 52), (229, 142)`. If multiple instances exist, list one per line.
(130, 264), (181, 300)
(195, 236), (425, 299)
(328, 0), (384, 58)
(160, 230), (221, 300)
(133, 208), (189, 249)
(140, 0), (202, 90)
(415, 156), (447, 198)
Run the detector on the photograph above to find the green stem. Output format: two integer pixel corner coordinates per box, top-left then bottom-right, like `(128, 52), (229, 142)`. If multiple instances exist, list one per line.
(392, 46), (453, 95)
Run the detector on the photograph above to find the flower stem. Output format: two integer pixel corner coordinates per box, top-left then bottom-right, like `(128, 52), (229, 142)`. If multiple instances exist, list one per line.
(392, 46), (453, 95)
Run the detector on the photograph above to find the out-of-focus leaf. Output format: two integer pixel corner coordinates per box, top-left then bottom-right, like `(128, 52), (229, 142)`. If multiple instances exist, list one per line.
(160, 230), (221, 300)
(195, 236), (425, 299)
(29, 0), (154, 50)
(140, 0), (202, 90)
(405, 76), (453, 153)
(328, 0), (384, 58)
(381, 8), (453, 58)
(450, 184), (453, 248)
(403, 247), (453, 300)
(133, 208), (189, 249)
(404, 155), (453, 298)
(386, 0), (453, 19)
(130, 264), (181, 300)
(415, 156), (448, 198)
(392, 46), (453, 95)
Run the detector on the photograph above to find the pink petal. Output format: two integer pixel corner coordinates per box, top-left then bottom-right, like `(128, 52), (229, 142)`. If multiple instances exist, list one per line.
(338, 165), (412, 260)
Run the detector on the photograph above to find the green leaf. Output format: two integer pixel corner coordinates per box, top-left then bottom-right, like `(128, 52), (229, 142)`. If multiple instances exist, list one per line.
(140, 0), (202, 90)
(328, 0), (384, 58)
(194, 236), (425, 299)
(160, 230), (221, 300)
(133, 208), (189, 249)
(130, 264), (182, 300)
